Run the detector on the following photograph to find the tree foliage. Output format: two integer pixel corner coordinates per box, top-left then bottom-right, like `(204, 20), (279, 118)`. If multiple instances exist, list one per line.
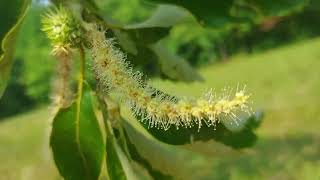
(0, 0), (310, 179)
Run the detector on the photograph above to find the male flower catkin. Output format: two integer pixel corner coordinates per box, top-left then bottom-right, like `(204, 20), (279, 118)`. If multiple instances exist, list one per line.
(88, 27), (251, 131)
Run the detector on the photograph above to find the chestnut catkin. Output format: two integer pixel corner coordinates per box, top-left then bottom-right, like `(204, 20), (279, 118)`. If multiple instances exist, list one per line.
(88, 27), (251, 131)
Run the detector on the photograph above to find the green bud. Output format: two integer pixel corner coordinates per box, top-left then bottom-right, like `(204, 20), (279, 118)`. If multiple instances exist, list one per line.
(41, 5), (83, 51)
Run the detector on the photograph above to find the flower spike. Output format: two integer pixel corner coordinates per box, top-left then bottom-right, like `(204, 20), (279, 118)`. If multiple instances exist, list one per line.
(88, 26), (252, 131)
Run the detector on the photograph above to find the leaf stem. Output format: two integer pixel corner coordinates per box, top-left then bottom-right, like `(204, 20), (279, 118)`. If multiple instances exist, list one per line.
(75, 45), (89, 176)
(77, 45), (85, 101)
(76, 45), (85, 142)
(76, 45), (85, 131)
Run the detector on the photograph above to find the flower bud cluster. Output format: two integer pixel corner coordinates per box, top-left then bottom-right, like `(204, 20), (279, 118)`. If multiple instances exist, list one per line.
(42, 6), (83, 55)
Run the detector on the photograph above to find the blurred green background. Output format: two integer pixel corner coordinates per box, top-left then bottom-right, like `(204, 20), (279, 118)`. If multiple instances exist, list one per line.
(0, 0), (319, 179)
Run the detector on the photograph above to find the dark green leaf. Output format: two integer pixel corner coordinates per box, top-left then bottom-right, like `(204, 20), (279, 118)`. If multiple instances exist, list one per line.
(0, 0), (30, 98)
(240, 0), (308, 18)
(50, 84), (105, 180)
(125, 28), (169, 45)
(106, 134), (128, 180)
(143, 0), (236, 27)
(122, 114), (210, 179)
(104, 119), (141, 180)
(90, 3), (202, 82)
(106, 133), (147, 180)
(113, 30), (138, 55)
(144, 0), (308, 27)
(113, 33), (203, 82)
(123, 5), (192, 44)
(221, 110), (264, 131)
(126, 5), (191, 29)
(122, 126), (174, 180)
(113, 5), (191, 46)
(97, 96), (151, 180)
(150, 42), (203, 82)
(107, 135), (151, 180)
(138, 112), (263, 149)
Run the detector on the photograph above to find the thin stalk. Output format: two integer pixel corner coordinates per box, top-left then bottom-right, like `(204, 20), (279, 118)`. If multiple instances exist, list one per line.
(74, 45), (89, 176)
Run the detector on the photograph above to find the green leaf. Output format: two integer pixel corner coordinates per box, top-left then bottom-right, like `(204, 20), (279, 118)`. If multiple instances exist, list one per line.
(122, 113), (210, 179)
(87, 3), (202, 82)
(125, 27), (169, 45)
(50, 84), (105, 180)
(122, 126), (174, 180)
(111, 5), (202, 82)
(144, 0), (308, 27)
(150, 42), (203, 82)
(123, 5), (192, 44)
(143, 0), (236, 27)
(112, 4), (191, 49)
(0, 0), (30, 98)
(221, 110), (264, 131)
(113, 5), (191, 45)
(106, 133), (154, 180)
(138, 112), (263, 149)
(113, 33), (203, 82)
(105, 123), (141, 180)
(240, 0), (308, 18)
(106, 134), (127, 180)
(113, 30), (138, 55)
(126, 5), (191, 29)
(97, 97), (149, 180)
(106, 134), (141, 180)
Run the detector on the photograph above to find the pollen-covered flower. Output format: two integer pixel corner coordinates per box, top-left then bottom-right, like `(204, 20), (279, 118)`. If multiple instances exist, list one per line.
(87, 26), (252, 131)
(41, 6), (83, 54)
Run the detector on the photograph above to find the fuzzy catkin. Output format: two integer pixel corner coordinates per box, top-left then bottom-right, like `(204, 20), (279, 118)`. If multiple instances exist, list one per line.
(88, 27), (251, 130)
(51, 50), (73, 108)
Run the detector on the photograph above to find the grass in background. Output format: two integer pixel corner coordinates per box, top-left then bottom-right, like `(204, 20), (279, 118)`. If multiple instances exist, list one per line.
(0, 108), (59, 180)
(1, 38), (320, 179)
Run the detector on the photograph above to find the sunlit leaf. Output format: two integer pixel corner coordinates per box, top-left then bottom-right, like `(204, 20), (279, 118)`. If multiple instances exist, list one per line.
(124, 111), (216, 179)
(50, 84), (105, 180)
(0, 0), (30, 98)
(106, 132), (154, 179)
(138, 112), (263, 149)
(121, 125), (174, 180)
(98, 97), (150, 180)
(123, 5), (192, 44)
(106, 133), (141, 180)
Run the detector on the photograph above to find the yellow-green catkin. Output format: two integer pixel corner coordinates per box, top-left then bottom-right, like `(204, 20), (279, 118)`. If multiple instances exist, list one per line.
(50, 51), (73, 108)
(88, 27), (251, 131)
